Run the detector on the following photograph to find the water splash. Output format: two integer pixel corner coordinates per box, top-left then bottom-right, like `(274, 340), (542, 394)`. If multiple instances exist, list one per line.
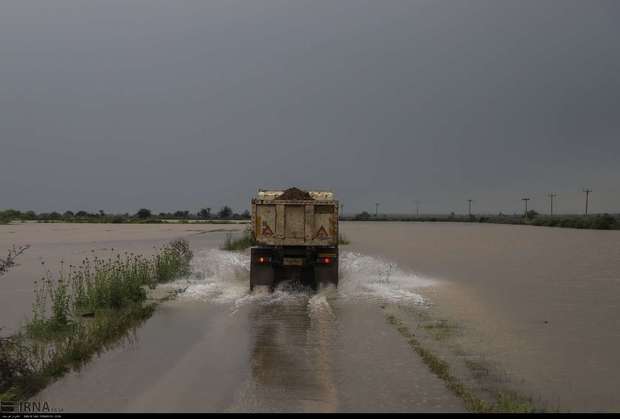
(176, 249), (434, 308)
(338, 251), (434, 305)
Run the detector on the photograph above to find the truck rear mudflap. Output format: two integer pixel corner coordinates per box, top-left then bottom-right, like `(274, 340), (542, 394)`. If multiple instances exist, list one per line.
(250, 246), (338, 291)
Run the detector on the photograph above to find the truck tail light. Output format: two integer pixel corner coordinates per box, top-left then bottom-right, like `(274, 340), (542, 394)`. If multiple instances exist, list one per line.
(318, 256), (333, 265)
(257, 256), (271, 264)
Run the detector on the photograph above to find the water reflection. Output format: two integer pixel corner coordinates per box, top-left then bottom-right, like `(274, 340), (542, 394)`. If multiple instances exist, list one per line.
(245, 287), (339, 412)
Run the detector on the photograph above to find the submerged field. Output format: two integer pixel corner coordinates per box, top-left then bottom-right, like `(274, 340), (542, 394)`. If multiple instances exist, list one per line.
(1, 222), (619, 412)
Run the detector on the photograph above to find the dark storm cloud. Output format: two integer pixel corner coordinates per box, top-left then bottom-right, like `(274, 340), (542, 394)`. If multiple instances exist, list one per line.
(1, 0), (619, 215)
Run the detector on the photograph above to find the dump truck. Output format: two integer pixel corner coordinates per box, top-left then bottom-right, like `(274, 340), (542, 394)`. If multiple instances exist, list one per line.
(250, 187), (339, 291)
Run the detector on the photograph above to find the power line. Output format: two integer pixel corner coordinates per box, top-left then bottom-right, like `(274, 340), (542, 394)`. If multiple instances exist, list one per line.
(547, 193), (556, 216)
(522, 198), (530, 216)
(583, 189), (592, 215)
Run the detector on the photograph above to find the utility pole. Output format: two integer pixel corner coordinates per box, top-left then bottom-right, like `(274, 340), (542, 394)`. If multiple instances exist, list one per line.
(547, 193), (556, 216)
(375, 203), (379, 218)
(583, 189), (592, 215)
(414, 200), (420, 217)
(467, 199), (473, 217)
(522, 198), (530, 216)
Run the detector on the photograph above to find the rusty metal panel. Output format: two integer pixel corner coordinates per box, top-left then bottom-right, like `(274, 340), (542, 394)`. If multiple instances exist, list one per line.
(312, 205), (336, 245)
(304, 204), (314, 242)
(284, 205), (305, 240)
(252, 192), (338, 246)
(255, 204), (276, 244)
(276, 204), (285, 240)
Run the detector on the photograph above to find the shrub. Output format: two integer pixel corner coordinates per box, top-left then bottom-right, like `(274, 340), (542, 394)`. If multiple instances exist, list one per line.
(222, 230), (256, 251)
(135, 209), (152, 219)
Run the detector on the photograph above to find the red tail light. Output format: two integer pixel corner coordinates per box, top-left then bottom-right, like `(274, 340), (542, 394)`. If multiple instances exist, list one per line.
(319, 257), (332, 264)
(257, 256), (271, 264)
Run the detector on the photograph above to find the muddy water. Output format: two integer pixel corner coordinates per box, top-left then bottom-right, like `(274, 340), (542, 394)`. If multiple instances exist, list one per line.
(0, 222), (246, 334)
(34, 245), (463, 412)
(6, 222), (620, 411)
(341, 221), (620, 412)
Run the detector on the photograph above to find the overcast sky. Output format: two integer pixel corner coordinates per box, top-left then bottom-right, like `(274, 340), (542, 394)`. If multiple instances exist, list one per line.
(1, 0), (619, 215)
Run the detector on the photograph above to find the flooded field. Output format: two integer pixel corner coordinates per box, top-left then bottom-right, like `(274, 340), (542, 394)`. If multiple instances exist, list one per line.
(3, 222), (620, 412)
(0, 222), (246, 334)
(342, 222), (620, 412)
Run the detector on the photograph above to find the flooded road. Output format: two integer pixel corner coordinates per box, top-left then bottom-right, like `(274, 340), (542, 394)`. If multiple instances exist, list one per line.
(4, 222), (620, 411)
(34, 245), (462, 412)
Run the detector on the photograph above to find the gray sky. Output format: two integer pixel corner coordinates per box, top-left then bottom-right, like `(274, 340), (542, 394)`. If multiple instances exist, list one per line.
(1, 0), (619, 215)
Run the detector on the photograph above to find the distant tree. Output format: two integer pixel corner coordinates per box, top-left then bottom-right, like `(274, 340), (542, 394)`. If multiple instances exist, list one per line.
(592, 214), (616, 230)
(99, 210), (105, 217)
(526, 210), (539, 219)
(198, 208), (212, 219)
(136, 208), (152, 219)
(63, 211), (74, 218)
(354, 211), (371, 220)
(217, 206), (233, 219)
(75, 210), (89, 218)
(173, 210), (190, 219)
(1, 210), (21, 220)
(241, 210), (251, 219)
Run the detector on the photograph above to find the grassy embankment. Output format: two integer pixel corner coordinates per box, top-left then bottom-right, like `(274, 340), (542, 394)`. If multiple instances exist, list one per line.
(346, 213), (619, 230)
(222, 230), (350, 251)
(385, 312), (546, 413)
(0, 239), (193, 402)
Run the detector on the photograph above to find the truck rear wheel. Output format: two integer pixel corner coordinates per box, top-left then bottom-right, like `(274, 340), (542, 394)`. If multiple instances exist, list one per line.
(314, 263), (338, 288)
(250, 247), (275, 292)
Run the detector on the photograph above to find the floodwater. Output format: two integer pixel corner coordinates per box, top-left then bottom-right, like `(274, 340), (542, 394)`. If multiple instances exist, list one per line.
(28, 226), (462, 412)
(3, 222), (620, 412)
(341, 222), (620, 412)
(0, 222), (246, 334)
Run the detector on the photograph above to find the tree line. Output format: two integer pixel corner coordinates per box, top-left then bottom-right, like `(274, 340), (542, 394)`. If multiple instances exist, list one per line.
(346, 211), (619, 230)
(0, 206), (250, 224)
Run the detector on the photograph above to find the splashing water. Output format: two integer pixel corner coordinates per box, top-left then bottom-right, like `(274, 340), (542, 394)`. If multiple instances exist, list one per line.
(175, 249), (435, 308)
(338, 252), (434, 305)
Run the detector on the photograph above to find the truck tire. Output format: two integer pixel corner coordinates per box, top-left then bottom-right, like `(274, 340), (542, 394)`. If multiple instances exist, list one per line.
(250, 247), (275, 291)
(314, 263), (338, 288)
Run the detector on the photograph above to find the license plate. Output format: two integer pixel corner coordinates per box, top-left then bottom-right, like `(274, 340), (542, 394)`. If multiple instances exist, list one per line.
(283, 257), (304, 266)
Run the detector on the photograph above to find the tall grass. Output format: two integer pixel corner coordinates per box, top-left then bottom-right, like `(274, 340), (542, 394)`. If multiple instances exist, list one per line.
(222, 230), (256, 251)
(0, 239), (192, 401)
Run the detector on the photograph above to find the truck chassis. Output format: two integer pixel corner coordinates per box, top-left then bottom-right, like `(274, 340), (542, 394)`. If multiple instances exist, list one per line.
(250, 245), (338, 291)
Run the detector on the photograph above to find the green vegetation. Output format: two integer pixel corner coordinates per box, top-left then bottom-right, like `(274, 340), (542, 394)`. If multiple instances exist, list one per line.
(422, 319), (459, 341)
(348, 212), (619, 230)
(222, 230), (256, 251)
(0, 208), (251, 225)
(0, 239), (192, 402)
(386, 314), (541, 413)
